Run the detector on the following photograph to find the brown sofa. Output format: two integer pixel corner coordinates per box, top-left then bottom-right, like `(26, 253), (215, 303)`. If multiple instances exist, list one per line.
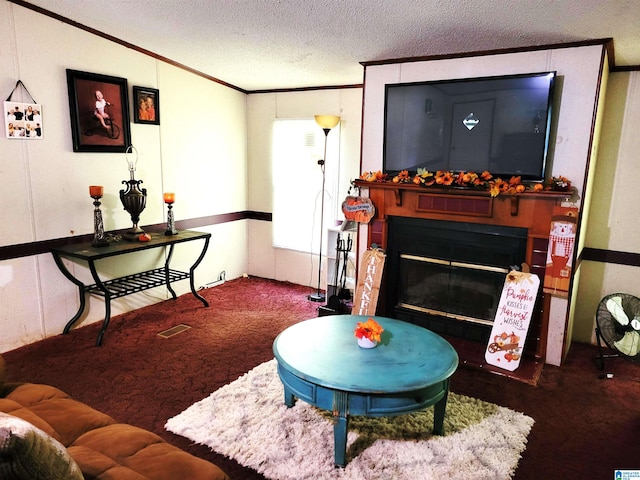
(0, 356), (229, 480)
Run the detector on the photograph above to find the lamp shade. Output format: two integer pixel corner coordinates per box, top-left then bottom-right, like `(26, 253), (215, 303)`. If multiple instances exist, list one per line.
(314, 115), (340, 130)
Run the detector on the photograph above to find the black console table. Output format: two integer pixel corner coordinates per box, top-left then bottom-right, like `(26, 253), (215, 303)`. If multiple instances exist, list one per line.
(51, 230), (210, 346)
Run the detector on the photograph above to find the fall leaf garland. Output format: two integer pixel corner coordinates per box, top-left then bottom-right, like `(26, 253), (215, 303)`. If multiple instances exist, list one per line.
(359, 169), (572, 198)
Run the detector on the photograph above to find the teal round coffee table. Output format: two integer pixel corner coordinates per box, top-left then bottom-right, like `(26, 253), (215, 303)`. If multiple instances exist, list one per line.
(272, 314), (459, 467)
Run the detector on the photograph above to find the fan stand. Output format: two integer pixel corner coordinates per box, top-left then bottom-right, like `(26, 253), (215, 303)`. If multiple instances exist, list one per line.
(594, 326), (620, 371)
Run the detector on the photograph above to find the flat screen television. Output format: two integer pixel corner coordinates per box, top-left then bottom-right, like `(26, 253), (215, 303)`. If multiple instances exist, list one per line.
(383, 71), (556, 181)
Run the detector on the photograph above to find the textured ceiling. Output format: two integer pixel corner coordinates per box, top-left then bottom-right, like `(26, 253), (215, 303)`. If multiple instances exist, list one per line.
(18, 0), (640, 91)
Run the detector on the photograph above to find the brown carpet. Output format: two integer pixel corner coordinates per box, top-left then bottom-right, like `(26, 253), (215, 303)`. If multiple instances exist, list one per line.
(3, 277), (640, 479)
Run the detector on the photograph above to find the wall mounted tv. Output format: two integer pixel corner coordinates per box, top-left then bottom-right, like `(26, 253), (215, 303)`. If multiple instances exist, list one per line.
(383, 71), (557, 181)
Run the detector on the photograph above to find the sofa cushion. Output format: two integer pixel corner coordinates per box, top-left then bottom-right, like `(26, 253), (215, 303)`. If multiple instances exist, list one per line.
(69, 423), (230, 480)
(0, 412), (84, 480)
(1, 384), (115, 446)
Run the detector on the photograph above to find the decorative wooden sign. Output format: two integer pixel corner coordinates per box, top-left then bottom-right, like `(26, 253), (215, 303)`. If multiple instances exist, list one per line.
(543, 206), (578, 297)
(352, 248), (386, 316)
(342, 196), (375, 223)
(485, 271), (540, 371)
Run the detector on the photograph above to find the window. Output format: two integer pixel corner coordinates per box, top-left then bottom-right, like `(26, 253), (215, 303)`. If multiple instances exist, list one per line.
(272, 118), (341, 253)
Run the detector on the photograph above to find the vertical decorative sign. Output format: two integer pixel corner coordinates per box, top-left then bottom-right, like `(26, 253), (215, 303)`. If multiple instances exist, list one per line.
(543, 206), (578, 297)
(485, 271), (540, 371)
(352, 248), (386, 316)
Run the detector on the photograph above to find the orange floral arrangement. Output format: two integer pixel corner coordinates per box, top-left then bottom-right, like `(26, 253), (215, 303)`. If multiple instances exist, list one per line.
(354, 318), (384, 343)
(359, 169), (572, 198)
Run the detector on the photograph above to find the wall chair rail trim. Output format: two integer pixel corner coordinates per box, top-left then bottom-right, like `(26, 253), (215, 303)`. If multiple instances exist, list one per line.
(0, 211), (271, 261)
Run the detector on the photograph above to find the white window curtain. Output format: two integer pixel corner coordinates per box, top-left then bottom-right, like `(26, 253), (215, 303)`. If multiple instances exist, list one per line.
(272, 118), (341, 254)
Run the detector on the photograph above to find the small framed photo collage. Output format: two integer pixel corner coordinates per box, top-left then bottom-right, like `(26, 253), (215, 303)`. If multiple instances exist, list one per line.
(4, 101), (43, 139)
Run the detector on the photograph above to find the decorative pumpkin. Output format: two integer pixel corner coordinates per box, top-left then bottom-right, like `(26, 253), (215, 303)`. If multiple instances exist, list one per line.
(342, 196), (375, 223)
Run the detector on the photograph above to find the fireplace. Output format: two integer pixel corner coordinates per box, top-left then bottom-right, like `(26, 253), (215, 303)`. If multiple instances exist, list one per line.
(386, 217), (529, 343)
(356, 180), (570, 364)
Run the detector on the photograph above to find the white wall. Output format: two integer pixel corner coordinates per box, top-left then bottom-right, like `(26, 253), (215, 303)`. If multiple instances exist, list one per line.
(0, 2), (248, 352)
(573, 71), (640, 342)
(246, 89), (363, 288)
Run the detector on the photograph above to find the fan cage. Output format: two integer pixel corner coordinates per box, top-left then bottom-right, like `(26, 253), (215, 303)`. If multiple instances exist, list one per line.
(595, 293), (640, 368)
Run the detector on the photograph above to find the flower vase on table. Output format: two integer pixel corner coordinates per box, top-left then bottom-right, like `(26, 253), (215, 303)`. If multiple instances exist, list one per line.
(354, 318), (384, 349)
(357, 336), (378, 349)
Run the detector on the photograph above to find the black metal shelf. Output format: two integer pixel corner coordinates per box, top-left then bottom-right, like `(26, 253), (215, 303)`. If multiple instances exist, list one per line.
(85, 268), (189, 299)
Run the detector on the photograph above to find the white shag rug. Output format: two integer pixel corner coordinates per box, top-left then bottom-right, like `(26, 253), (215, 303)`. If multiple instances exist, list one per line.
(166, 359), (534, 480)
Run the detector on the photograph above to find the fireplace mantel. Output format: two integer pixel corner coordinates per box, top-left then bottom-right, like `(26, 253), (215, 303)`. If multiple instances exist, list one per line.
(354, 179), (572, 213)
(354, 180), (572, 250)
(354, 179), (573, 368)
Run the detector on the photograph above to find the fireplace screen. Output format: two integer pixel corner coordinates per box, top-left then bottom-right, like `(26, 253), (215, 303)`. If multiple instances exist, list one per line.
(397, 254), (508, 325)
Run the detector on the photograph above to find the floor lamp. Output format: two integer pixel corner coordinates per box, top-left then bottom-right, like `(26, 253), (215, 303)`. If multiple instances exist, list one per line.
(308, 114), (341, 302)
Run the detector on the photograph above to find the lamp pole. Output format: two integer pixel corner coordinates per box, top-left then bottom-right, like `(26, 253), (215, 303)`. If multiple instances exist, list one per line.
(308, 115), (340, 303)
(308, 130), (329, 302)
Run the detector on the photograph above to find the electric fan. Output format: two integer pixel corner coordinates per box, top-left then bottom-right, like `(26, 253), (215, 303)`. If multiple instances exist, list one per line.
(594, 293), (640, 370)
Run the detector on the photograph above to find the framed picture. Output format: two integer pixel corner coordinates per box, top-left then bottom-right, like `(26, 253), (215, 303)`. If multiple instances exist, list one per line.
(4, 101), (43, 139)
(66, 69), (131, 152)
(132, 86), (160, 125)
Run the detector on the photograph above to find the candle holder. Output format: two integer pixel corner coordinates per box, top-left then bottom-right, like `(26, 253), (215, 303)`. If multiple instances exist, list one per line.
(164, 193), (178, 236)
(119, 146), (147, 241)
(89, 187), (109, 248)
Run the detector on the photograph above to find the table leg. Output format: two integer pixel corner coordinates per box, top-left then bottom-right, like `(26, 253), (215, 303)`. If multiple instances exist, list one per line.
(333, 415), (349, 467)
(189, 236), (210, 307)
(51, 252), (88, 334)
(283, 385), (295, 407)
(88, 260), (111, 346)
(63, 292), (86, 334)
(432, 379), (450, 436)
(95, 292), (111, 347)
(332, 391), (349, 467)
(164, 244), (178, 300)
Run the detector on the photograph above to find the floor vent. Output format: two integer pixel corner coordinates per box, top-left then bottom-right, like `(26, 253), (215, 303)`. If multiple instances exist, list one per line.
(157, 324), (191, 339)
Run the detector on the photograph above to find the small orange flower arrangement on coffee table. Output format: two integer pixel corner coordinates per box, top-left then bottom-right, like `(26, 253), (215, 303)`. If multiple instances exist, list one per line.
(354, 318), (384, 348)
